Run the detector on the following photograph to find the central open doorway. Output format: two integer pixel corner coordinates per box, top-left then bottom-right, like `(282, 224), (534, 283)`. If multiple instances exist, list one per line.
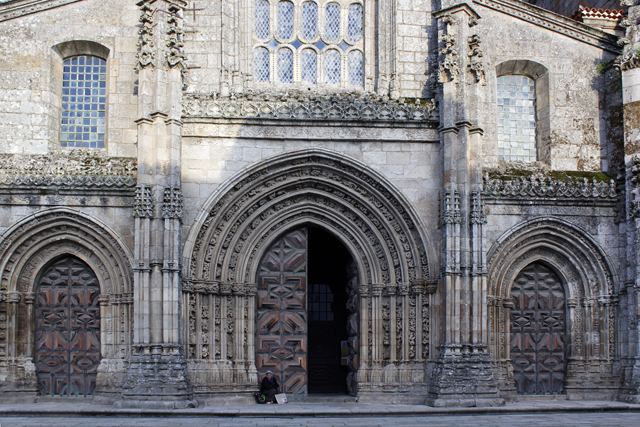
(255, 226), (356, 395)
(307, 227), (352, 394)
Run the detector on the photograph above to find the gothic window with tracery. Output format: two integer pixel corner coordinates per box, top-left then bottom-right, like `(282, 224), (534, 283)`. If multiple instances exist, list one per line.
(253, 0), (364, 86)
(60, 55), (106, 148)
(497, 75), (537, 162)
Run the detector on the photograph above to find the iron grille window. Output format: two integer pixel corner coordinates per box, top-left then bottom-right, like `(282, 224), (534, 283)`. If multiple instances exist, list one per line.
(253, 0), (364, 86)
(497, 75), (537, 162)
(60, 55), (106, 149)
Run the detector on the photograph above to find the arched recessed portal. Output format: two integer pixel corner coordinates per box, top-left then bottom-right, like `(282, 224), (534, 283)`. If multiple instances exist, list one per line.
(510, 262), (566, 395)
(255, 226), (355, 395)
(35, 256), (101, 397)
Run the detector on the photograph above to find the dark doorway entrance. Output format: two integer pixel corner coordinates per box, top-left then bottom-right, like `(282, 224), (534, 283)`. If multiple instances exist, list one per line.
(307, 227), (351, 394)
(35, 256), (101, 397)
(510, 262), (566, 395)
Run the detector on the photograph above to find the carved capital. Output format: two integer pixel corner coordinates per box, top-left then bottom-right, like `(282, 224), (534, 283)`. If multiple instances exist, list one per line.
(133, 185), (154, 218)
(7, 292), (20, 304)
(162, 186), (184, 220)
(23, 292), (36, 304)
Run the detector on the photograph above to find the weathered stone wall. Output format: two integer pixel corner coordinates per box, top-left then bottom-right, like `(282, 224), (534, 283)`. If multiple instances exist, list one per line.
(0, 0), (139, 157)
(475, 2), (622, 172)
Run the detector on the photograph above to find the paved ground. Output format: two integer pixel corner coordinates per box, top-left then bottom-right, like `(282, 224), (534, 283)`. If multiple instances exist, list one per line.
(1, 413), (640, 427)
(0, 400), (638, 427)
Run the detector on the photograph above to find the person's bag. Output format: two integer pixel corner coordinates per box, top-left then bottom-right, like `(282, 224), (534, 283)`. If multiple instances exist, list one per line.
(275, 393), (287, 404)
(254, 391), (267, 404)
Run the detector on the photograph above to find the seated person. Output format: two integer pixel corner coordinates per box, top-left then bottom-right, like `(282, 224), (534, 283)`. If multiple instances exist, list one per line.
(260, 370), (280, 404)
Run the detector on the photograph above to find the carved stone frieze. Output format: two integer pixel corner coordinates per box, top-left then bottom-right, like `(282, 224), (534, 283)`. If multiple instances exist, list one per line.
(162, 187), (184, 220)
(483, 172), (617, 201)
(438, 34), (460, 83)
(0, 152), (136, 190)
(182, 91), (437, 123)
(133, 185), (154, 218)
(136, 2), (156, 70)
(467, 35), (486, 85)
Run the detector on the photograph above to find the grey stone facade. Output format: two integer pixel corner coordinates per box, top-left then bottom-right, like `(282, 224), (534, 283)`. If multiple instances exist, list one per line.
(0, 0), (638, 408)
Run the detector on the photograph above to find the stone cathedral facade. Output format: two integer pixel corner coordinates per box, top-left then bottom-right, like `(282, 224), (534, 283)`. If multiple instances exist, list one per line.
(0, 0), (639, 408)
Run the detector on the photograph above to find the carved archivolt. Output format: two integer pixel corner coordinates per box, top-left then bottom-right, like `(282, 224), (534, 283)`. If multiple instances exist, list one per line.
(184, 149), (433, 287)
(0, 208), (134, 296)
(487, 218), (617, 300)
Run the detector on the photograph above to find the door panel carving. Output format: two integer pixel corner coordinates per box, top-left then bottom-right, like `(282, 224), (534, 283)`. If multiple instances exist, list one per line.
(35, 257), (101, 397)
(256, 228), (308, 395)
(510, 262), (566, 395)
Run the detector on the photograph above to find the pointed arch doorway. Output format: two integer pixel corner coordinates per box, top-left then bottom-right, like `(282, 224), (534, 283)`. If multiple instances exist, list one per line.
(35, 256), (102, 397)
(255, 226), (356, 395)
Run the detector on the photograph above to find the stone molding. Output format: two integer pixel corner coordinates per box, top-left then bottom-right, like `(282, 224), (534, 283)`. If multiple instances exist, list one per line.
(182, 91), (438, 124)
(483, 172), (617, 202)
(0, 153), (137, 190)
(472, 0), (621, 54)
(0, 0), (83, 22)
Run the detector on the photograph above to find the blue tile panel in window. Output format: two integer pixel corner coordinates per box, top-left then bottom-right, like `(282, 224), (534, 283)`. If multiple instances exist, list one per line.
(278, 1), (294, 40)
(325, 49), (340, 84)
(348, 4), (363, 43)
(325, 3), (340, 42)
(254, 47), (270, 82)
(301, 48), (317, 84)
(60, 55), (106, 149)
(497, 75), (536, 162)
(301, 1), (318, 41)
(348, 50), (363, 86)
(255, 0), (270, 39)
(278, 48), (294, 83)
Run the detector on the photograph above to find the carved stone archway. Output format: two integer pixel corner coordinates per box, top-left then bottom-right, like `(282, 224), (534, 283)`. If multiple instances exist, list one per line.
(182, 149), (436, 401)
(486, 218), (618, 400)
(0, 208), (134, 402)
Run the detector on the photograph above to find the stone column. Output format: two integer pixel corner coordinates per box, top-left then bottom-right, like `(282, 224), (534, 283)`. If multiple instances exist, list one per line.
(426, 3), (502, 407)
(616, 0), (640, 403)
(118, 0), (193, 409)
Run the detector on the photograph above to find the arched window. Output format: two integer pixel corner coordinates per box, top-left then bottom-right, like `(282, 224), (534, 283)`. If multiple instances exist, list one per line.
(497, 75), (537, 162)
(253, 0), (364, 87)
(60, 55), (106, 149)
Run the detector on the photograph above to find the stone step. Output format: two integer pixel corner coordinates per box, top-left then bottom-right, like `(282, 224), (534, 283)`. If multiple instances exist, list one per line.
(287, 394), (357, 403)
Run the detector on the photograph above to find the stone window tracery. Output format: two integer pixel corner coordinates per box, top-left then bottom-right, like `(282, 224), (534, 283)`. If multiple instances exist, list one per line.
(253, 0), (364, 87)
(497, 75), (537, 162)
(60, 55), (106, 149)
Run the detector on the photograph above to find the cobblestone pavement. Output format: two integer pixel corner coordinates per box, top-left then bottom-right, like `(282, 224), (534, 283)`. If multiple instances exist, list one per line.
(1, 412), (640, 427)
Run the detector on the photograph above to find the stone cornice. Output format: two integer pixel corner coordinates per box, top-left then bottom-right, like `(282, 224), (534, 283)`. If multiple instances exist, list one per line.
(0, 0), (83, 22)
(473, 0), (621, 54)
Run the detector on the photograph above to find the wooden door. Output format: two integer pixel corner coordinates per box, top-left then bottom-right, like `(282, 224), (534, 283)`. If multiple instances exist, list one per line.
(510, 262), (566, 394)
(35, 257), (101, 397)
(256, 228), (308, 394)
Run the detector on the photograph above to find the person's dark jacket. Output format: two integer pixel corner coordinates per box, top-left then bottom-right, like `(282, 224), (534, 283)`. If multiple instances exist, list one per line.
(260, 376), (279, 393)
